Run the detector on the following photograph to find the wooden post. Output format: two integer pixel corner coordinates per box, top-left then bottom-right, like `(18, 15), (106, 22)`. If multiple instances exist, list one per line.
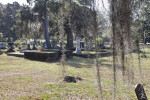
(135, 84), (148, 100)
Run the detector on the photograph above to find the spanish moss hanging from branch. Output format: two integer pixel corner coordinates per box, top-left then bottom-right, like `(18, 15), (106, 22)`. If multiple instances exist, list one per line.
(58, 0), (66, 78)
(91, 0), (104, 99)
(110, 0), (133, 99)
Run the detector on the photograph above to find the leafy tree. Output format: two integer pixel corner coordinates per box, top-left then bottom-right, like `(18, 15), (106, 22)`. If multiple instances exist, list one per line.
(27, 0), (51, 48)
(0, 2), (20, 41)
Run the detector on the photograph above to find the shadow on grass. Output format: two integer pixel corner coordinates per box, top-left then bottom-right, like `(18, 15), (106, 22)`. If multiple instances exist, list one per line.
(65, 57), (111, 68)
(66, 57), (94, 68)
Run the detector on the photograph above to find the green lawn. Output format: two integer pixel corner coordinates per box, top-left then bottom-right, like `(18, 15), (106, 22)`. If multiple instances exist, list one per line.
(0, 49), (150, 99)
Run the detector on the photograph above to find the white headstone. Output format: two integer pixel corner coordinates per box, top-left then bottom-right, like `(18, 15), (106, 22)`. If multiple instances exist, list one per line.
(75, 37), (82, 54)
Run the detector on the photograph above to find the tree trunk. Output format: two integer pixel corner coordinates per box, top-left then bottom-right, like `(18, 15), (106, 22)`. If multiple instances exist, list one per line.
(44, 0), (51, 49)
(66, 26), (73, 50)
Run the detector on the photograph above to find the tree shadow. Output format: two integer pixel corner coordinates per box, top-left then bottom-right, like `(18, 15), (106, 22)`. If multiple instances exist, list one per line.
(65, 57), (94, 68)
(100, 59), (123, 70)
(65, 57), (111, 68)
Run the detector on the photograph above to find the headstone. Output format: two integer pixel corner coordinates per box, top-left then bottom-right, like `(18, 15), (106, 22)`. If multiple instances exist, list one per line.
(52, 40), (57, 49)
(80, 41), (84, 49)
(75, 37), (82, 54)
(135, 84), (148, 100)
(8, 42), (15, 49)
(27, 44), (31, 50)
(0, 42), (6, 49)
(32, 44), (37, 50)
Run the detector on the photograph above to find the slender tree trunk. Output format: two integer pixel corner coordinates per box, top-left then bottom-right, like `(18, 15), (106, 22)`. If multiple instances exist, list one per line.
(136, 37), (142, 82)
(66, 23), (73, 49)
(44, 0), (51, 49)
(111, 0), (117, 99)
(95, 39), (103, 100)
(58, 0), (66, 78)
(120, 36), (125, 77)
(92, 4), (103, 99)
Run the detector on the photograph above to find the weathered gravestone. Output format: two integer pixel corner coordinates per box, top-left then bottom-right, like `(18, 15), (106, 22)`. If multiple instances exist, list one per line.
(32, 44), (37, 50)
(0, 42), (6, 49)
(80, 41), (85, 50)
(6, 42), (15, 53)
(8, 42), (15, 49)
(27, 44), (31, 50)
(135, 84), (148, 100)
(52, 40), (58, 49)
(75, 37), (82, 54)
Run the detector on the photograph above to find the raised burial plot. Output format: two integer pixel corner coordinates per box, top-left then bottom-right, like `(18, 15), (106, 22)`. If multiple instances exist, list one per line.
(24, 50), (73, 61)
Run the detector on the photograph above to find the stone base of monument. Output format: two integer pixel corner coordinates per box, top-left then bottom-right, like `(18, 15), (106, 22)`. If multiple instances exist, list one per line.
(75, 50), (82, 54)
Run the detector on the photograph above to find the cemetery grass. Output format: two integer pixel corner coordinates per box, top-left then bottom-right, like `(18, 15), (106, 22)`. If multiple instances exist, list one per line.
(0, 50), (150, 99)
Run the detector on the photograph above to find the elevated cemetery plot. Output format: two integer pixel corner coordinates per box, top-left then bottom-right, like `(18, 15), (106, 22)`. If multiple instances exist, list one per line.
(7, 52), (24, 57)
(24, 50), (73, 61)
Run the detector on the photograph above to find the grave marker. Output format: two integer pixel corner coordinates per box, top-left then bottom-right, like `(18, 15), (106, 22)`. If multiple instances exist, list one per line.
(75, 37), (82, 54)
(0, 42), (6, 49)
(8, 42), (15, 49)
